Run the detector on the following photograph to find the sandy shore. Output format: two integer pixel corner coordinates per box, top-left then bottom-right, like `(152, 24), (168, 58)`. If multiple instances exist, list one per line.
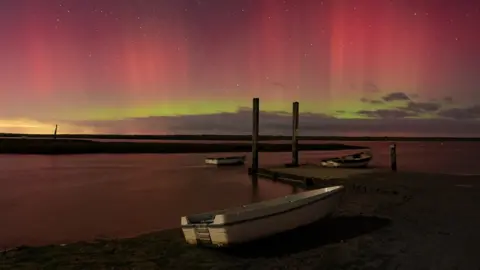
(2, 171), (480, 269)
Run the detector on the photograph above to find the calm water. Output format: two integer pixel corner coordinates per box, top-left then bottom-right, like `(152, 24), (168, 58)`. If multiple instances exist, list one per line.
(1, 141), (479, 248)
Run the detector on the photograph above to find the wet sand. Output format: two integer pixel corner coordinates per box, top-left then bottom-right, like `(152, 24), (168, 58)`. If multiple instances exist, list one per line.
(3, 171), (480, 269)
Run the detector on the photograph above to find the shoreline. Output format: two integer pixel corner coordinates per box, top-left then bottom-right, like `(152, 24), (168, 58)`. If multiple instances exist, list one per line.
(3, 170), (480, 269)
(2, 133), (480, 142)
(0, 138), (366, 155)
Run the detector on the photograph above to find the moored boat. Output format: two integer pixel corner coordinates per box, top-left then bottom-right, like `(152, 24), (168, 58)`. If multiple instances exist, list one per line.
(205, 155), (246, 166)
(321, 151), (372, 168)
(181, 186), (344, 247)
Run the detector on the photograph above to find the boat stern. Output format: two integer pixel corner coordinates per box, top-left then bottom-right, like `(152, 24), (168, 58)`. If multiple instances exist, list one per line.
(181, 214), (231, 247)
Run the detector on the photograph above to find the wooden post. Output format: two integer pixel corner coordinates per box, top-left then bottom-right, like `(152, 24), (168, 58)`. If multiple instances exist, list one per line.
(390, 143), (397, 171)
(251, 98), (260, 173)
(292, 102), (299, 166)
(53, 125), (58, 140)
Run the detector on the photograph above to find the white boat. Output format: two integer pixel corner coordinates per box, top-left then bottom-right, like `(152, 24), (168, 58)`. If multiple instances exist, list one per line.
(321, 151), (372, 168)
(205, 155), (246, 166)
(181, 186), (344, 247)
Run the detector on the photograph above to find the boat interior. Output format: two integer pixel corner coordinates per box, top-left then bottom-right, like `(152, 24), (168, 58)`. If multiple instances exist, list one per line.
(184, 186), (343, 225)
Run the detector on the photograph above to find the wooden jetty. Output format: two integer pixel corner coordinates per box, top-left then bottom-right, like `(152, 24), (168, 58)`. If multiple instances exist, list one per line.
(250, 164), (379, 188)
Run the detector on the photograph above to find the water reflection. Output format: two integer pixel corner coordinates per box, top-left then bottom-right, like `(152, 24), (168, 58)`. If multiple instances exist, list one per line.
(250, 175), (260, 203)
(0, 154), (295, 249)
(2, 141), (480, 248)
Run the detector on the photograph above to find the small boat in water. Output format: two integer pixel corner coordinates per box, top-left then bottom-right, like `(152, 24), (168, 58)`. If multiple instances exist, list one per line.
(321, 151), (372, 168)
(205, 155), (246, 166)
(181, 186), (344, 247)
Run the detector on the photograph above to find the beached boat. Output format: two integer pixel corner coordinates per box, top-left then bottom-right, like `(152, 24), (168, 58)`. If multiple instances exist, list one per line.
(204, 155), (246, 166)
(181, 186), (344, 247)
(321, 151), (372, 168)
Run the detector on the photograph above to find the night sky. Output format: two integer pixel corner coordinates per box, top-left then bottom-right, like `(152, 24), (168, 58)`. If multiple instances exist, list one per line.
(1, 0), (480, 136)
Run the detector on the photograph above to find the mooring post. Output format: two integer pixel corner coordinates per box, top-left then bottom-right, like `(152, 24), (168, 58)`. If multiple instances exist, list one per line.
(390, 143), (397, 171)
(53, 124), (58, 140)
(251, 98), (260, 173)
(292, 101), (299, 166)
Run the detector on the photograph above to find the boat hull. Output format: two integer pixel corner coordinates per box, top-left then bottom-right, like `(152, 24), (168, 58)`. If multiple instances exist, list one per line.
(321, 158), (371, 168)
(321, 151), (372, 168)
(181, 187), (344, 247)
(205, 156), (246, 166)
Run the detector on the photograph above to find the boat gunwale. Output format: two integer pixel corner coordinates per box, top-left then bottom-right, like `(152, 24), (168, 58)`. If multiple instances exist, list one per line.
(205, 155), (246, 161)
(182, 186), (344, 228)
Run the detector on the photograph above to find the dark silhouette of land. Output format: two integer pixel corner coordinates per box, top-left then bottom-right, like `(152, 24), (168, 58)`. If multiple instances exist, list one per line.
(0, 138), (366, 155)
(1, 133), (480, 141)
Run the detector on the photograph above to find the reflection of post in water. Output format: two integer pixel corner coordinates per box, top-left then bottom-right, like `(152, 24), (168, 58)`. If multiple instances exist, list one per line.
(250, 175), (259, 202)
(292, 102), (299, 167)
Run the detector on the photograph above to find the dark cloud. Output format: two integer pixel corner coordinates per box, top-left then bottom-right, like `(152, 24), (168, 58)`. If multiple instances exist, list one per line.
(73, 108), (334, 135)
(360, 98), (384, 105)
(402, 101), (442, 113)
(382, 92), (411, 102)
(69, 109), (480, 137)
(443, 96), (454, 103)
(437, 105), (480, 120)
(356, 109), (418, 119)
(357, 99), (442, 119)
